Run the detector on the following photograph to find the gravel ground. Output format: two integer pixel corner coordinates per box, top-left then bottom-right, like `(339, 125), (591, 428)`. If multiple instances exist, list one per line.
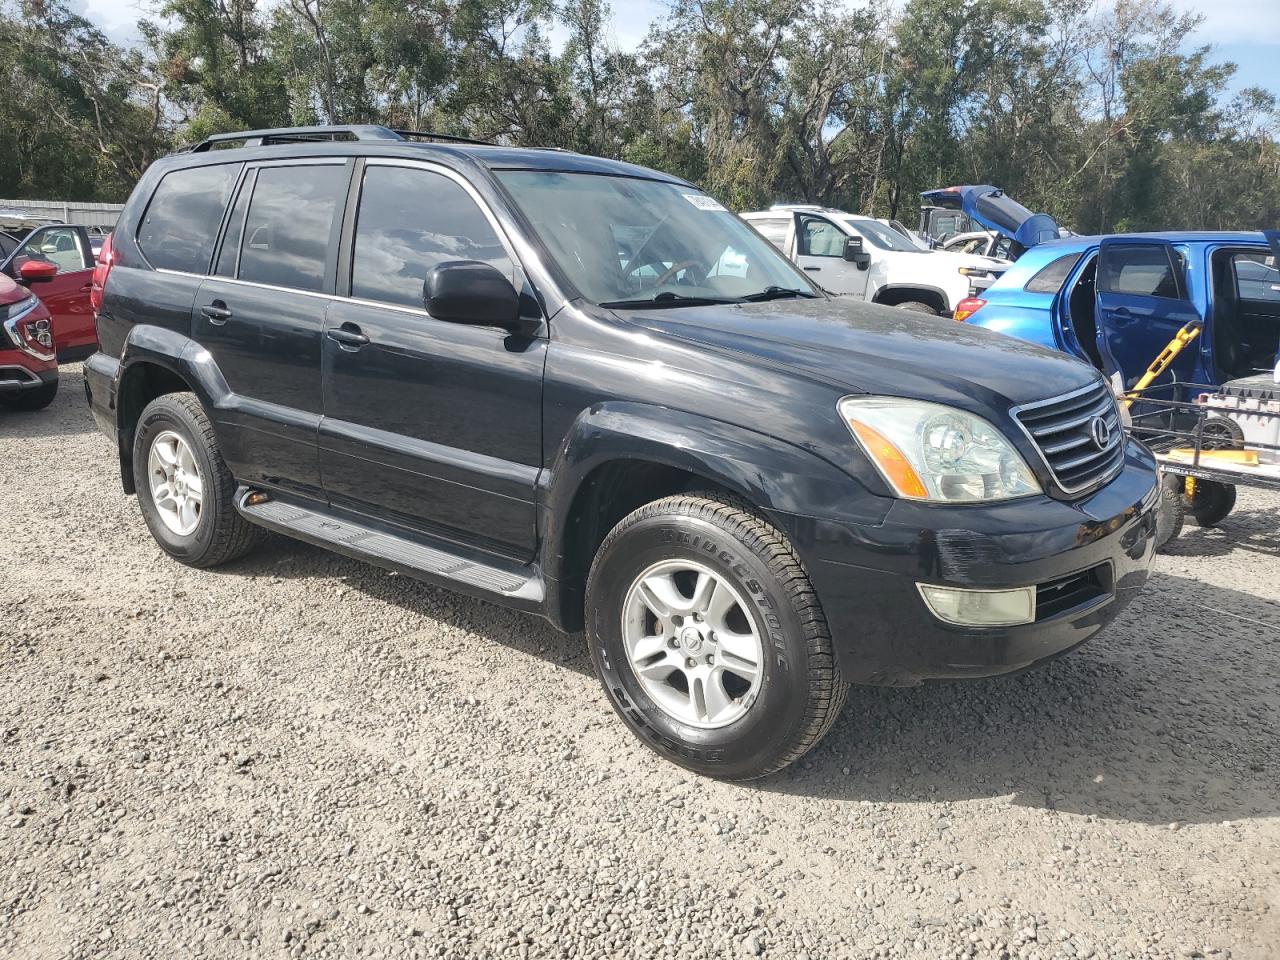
(2, 364), (1278, 960)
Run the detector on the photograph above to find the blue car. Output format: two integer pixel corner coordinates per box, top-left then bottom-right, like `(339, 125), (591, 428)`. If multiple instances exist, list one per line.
(924, 186), (1280, 388)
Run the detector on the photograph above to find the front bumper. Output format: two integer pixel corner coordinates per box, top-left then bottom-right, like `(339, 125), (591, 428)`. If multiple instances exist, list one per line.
(0, 349), (57, 394)
(776, 439), (1159, 686)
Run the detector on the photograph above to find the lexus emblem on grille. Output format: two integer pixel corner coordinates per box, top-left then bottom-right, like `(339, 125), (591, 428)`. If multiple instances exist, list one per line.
(1089, 415), (1112, 451)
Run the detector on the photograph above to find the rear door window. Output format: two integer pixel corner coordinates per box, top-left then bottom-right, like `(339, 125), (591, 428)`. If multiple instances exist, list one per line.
(349, 165), (512, 309)
(1098, 244), (1182, 299)
(749, 218), (791, 251)
(235, 164), (348, 293)
(137, 163), (240, 273)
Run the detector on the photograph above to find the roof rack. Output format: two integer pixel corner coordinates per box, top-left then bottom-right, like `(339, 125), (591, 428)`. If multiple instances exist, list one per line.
(183, 124), (491, 153)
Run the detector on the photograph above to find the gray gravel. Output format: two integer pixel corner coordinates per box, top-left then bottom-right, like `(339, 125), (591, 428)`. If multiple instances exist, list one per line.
(2, 364), (1278, 959)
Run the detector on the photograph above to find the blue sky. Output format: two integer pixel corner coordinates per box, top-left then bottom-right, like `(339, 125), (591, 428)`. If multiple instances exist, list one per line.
(78, 0), (1280, 99)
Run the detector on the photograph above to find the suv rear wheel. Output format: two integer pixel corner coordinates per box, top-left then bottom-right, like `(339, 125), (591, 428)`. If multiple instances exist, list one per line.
(585, 492), (848, 780)
(133, 392), (264, 567)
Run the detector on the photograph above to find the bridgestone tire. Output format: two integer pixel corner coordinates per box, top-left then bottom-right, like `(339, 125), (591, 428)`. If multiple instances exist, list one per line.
(585, 492), (848, 780)
(0, 380), (57, 411)
(1185, 479), (1236, 528)
(133, 392), (264, 568)
(1155, 473), (1185, 550)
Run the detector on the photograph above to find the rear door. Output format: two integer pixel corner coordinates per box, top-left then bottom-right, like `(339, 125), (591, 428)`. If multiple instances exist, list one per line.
(793, 213), (868, 298)
(2, 224), (96, 357)
(1095, 237), (1202, 387)
(196, 158), (352, 500)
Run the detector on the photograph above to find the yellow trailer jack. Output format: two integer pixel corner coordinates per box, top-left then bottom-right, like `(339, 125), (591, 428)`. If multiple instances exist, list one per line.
(1121, 320), (1201, 410)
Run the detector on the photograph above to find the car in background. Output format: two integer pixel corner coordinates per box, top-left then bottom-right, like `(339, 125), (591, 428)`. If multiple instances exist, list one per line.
(943, 230), (1015, 261)
(743, 205), (1009, 316)
(919, 186), (1068, 255)
(0, 266), (59, 411)
(0, 219), (98, 361)
(957, 232), (1280, 390)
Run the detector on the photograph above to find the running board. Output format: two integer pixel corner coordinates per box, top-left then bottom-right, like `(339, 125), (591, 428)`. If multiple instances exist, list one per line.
(235, 489), (545, 604)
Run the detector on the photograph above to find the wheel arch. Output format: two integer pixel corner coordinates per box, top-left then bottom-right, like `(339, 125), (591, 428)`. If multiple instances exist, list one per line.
(540, 402), (885, 632)
(872, 283), (950, 314)
(114, 326), (230, 494)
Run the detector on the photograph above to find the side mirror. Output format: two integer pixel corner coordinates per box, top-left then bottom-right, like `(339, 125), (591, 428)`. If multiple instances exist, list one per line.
(18, 260), (58, 284)
(843, 237), (871, 270)
(424, 261), (523, 330)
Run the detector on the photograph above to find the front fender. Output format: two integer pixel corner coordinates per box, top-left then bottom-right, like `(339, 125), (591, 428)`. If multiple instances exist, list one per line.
(538, 402), (894, 627)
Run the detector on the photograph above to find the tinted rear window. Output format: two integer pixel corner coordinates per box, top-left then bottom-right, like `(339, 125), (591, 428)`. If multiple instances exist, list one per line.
(137, 164), (240, 273)
(1025, 253), (1083, 293)
(236, 164), (348, 292)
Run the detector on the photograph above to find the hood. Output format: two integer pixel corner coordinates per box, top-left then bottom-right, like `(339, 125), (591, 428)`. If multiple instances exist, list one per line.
(921, 185), (1059, 250)
(0, 272), (29, 307)
(624, 296), (1096, 412)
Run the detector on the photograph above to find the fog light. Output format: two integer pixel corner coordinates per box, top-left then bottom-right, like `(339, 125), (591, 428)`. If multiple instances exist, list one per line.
(917, 584), (1035, 627)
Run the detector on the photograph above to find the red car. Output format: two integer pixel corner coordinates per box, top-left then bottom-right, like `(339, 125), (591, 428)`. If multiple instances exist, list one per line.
(0, 220), (98, 361)
(0, 265), (59, 411)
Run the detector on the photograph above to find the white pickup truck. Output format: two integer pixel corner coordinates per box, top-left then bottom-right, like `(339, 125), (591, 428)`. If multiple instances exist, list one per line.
(741, 205), (1009, 316)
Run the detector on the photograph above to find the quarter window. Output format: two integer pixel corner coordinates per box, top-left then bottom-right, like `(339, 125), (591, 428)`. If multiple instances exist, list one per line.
(137, 164), (240, 273)
(235, 164), (347, 293)
(1025, 253), (1083, 294)
(1098, 245), (1181, 299)
(797, 217), (846, 257)
(350, 166), (513, 309)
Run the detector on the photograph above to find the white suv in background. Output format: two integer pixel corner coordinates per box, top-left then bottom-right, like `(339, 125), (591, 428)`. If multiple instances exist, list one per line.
(741, 205), (1010, 316)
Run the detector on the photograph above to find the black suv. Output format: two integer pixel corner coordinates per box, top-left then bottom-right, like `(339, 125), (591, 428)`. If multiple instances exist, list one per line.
(86, 125), (1159, 779)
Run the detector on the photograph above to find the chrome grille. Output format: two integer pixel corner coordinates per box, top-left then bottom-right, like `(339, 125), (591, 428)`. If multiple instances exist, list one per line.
(1012, 380), (1124, 495)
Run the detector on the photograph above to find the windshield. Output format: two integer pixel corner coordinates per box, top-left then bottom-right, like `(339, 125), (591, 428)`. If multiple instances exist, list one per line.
(494, 171), (817, 306)
(841, 218), (922, 253)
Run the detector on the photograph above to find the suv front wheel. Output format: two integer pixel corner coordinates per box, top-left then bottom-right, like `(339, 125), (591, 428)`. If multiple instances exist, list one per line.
(133, 392), (264, 568)
(586, 492), (848, 780)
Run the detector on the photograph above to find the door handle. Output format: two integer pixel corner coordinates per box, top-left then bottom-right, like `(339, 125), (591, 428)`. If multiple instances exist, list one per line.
(79, 283), (92, 292)
(201, 301), (233, 325)
(327, 324), (370, 351)
(803, 266), (821, 272)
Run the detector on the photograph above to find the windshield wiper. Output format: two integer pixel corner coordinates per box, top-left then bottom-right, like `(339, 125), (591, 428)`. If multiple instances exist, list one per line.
(740, 286), (816, 302)
(599, 291), (742, 309)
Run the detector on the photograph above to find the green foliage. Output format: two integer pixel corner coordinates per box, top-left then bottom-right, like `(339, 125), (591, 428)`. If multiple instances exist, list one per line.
(1, 0), (1277, 232)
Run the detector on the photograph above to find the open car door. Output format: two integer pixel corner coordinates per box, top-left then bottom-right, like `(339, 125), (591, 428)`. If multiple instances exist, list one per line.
(1095, 237), (1203, 389)
(919, 186), (1059, 253)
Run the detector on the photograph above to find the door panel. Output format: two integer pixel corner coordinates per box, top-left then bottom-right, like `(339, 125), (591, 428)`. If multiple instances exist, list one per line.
(319, 162), (544, 560)
(320, 299), (546, 557)
(793, 213), (867, 298)
(1095, 238), (1202, 388)
(4, 225), (95, 355)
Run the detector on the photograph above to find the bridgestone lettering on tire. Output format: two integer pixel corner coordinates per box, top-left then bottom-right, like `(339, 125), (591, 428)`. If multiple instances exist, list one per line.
(585, 491), (848, 780)
(132, 392), (264, 568)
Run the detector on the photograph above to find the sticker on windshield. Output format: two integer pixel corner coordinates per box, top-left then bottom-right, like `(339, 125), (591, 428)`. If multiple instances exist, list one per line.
(683, 194), (726, 212)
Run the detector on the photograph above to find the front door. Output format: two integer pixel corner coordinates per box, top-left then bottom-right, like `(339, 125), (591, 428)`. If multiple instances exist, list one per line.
(195, 159), (353, 499)
(3, 224), (95, 358)
(1095, 238), (1203, 389)
(793, 213), (868, 298)
(319, 160), (545, 561)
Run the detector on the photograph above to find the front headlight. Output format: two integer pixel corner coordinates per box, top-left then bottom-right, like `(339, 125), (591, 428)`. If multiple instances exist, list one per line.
(838, 396), (1041, 502)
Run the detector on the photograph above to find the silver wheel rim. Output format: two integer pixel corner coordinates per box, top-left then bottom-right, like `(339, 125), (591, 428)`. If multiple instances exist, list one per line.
(621, 559), (764, 729)
(147, 430), (204, 537)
